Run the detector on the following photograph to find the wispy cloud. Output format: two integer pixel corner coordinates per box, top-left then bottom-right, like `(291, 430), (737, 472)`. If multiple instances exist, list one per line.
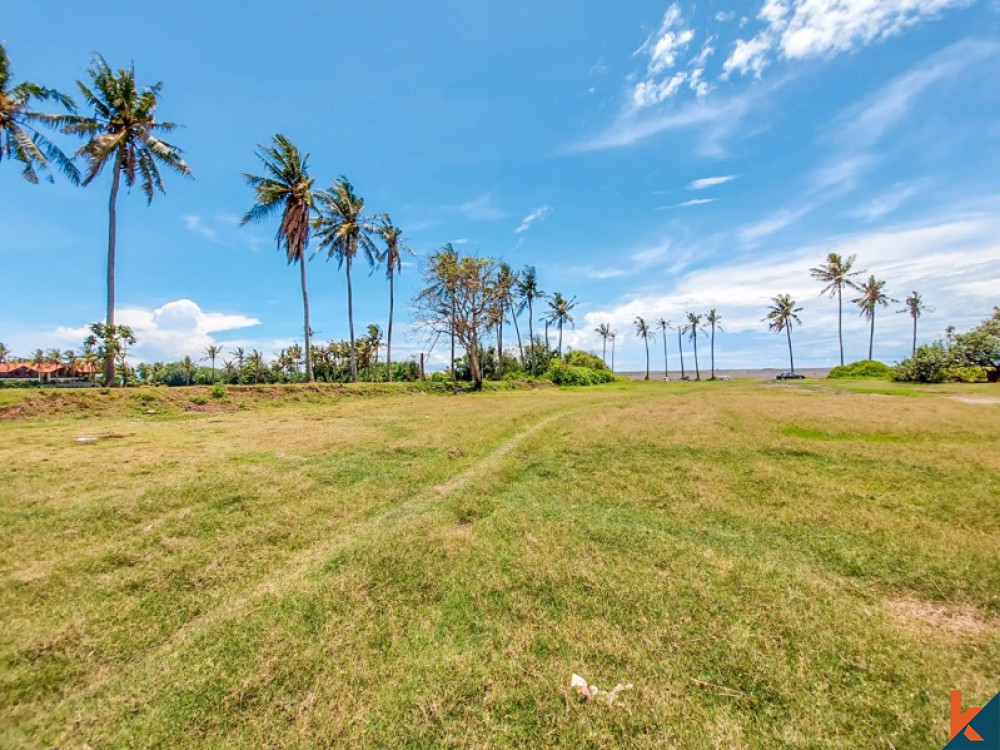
(183, 215), (219, 242)
(689, 175), (737, 190)
(849, 182), (923, 221)
(661, 198), (718, 209)
(739, 207), (812, 246)
(514, 205), (552, 234)
(456, 194), (507, 221)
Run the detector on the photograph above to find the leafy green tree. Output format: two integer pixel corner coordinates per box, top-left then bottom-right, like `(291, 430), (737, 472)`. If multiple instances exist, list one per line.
(810, 252), (863, 366)
(764, 294), (803, 373)
(546, 292), (577, 356)
(705, 308), (723, 379)
(899, 291), (932, 356)
(0, 42), (78, 183)
(180, 355), (197, 386)
(852, 276), (894, 361)
(313, 177), (378, 383)
(241, 134), (315, 381)
(62, 56), (191, 385)
(596, 323), (612, 365)
(83, 322), (136, 386)
(634, 316), (653, 380)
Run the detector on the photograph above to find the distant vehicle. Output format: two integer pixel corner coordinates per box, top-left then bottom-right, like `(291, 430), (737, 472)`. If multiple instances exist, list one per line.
(717, 375), (732, 381)
(775, 371), (806, 380)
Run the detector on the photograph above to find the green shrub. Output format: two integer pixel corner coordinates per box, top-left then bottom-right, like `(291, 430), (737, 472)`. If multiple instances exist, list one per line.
(946, 366), (989, 383)
(190, 395), (208, 405)
(545, 361), (615, 386)
(211, 382), (227, 399)
(893, 343), (949, 383)
(828, 360), (892, 379)
(563, 350), (610, 371)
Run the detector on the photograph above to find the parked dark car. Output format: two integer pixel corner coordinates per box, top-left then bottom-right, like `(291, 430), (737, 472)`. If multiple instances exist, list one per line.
(775, 371), (806, 380)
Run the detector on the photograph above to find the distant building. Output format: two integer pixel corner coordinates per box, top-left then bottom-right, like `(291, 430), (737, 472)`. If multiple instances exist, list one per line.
(0, 362), (98, 382)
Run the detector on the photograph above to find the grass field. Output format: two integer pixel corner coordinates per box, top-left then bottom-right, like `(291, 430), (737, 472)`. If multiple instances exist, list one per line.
(1, 380), (998, 748)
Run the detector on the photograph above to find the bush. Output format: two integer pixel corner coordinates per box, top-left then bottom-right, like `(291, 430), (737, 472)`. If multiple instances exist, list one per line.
(946, 366), (989, 383)
(563, 350), (610, 371)
(545, 361), (615, 386)
(893, 343), (949, 383)
(211, 382), (227, 398)
(190, 395), (208, 405)
(828, 360), (892, 379)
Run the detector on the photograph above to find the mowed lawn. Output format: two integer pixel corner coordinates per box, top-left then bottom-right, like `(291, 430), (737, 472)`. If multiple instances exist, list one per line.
(1, 381), (998, 748)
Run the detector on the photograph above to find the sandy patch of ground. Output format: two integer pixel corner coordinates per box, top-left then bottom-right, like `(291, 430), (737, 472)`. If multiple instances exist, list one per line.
(948, 396), (1000, 405)
(888, 597), (996, 638)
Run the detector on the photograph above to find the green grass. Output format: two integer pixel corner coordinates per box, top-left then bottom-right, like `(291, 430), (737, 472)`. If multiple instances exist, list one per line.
(1, 380), (998, 747)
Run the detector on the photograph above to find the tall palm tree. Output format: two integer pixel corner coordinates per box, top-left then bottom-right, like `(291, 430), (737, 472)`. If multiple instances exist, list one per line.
(375, 214), (412, 383)
(313, 177), (378, 383)
(609, 331), (618, 372)
(634, 317), (653, 380)
(657, 319), (671, 379)
(899, 291), (932, 357)
(204, 344), (223, 381)
(180, 355), (196, 386)
(596, 323), (612, 364)
(517, 266), (543, 373)
(241, 134), (314, 382)
(233, 346), (246, 383)
(677, 323), (687, 379)
(686, 312), (703, 380)
(494, 263), (520, 376)
(852, 276), (894, 361)
(365, 323), (383, 380)
(705, 309), (723, 379)
(0, 342), (8, 363)
(546, 293), (577, 356)
(810, 252), (863, 366)
(504, 266), (525, 366)
(62, 55), (191, 386)
(765, 294), (803, 373)
(0, 42), (79, 183)
(423, 244), (460, 378)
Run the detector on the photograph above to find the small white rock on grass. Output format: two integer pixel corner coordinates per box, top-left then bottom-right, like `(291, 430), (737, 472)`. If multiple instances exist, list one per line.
(570, 673), (634, 705)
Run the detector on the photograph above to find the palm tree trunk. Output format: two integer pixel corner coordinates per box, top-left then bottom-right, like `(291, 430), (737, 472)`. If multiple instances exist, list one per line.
(693, 332), (700, 380)
(387, 272), (394, 382)
(662, 333), (668, 379)
(611, 337), (615, 371)
(710, 325), (716, 379)
(602, 338), (607, 364)
(678, 329), (686, 379)
(104, 149), (124, 387)
(786, 325), (795, 372)
(558, 321), (563, 356)
(912, 315), (917, 357)
(644, 339), (650, 380)
(545, 321), (550, 352)
(300, 256), (314, 382)
(510, 302), (524, 366)
(868, 310), (875, 361)
(527, 298), (534, 374)
(346, 255), (358, 382)
(837, 286), (845, 366)
(498, 319), (504, 378)
(450, 297), (456, 380)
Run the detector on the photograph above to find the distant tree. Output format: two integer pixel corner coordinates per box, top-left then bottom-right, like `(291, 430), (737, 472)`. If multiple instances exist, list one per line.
(0, 42), (79, 183)
(204, 344), (223, 381)
(233, 346), (246, 383)
(83, 322), (135, 386)
(501, 264), (525, 366)
(705, 308), (723, 379)
(423, 244), (461, 378)
(365, 323), (383, 380)
(765, 294), (803, 373)
(241, 134), (315, 382)
(62, 55), (191, 386)
(677, 323), (687, 380)
(313, 177), (378, 383)
(899, 291), (932, 357)
(852, 275), (894, 361)
(517, 266), (543, 373)
(31, 348), (44, 365)
(374, 214), (412, 383)
(0, 342), (8, 363)
(810, 252), (863, 366)
(246, 350), (264, 384)
(45, 348), (63, 364)
(634, 316), (653, 380)
(596, 323), (612, 364)
(656, 319), (670, 380)
(180, 355), (197, 386)
(547, 292), (577, 356)
(686, 312), (704, 380)
(609, 330), (618, 372)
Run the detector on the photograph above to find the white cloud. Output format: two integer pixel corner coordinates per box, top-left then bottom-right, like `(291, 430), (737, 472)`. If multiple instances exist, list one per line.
(457, 194), (506, 221)
(689, 175), (738, 190)
(739, 207), (811, 245)
(633, 72), (688, 107)
(53, 299), (261, 362)
(849, 182), (922, 221)
(670, 198), (718, 208)
(630, 243), (671, 267)
(183, 215), (218, 242)
(632, 4), (696, 109)
(723, 0), (973, 79)
(514, 205), (552, 234)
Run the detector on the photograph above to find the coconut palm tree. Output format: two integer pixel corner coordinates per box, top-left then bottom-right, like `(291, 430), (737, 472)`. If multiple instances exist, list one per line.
(596, 323), (612, 364)
(705, 308), (723, 379)
(494, 263), (521, 377)
(677, 323), (687, 379)
(422, 244), (461, 378)
(899, 291), (932, 357)
(657, 319), (671, 380)
(45, 348), (63, 364)
(204, 344), (223, 381)
(0, 342), (8, 363)
(312, 177), (378, 383)
(765, 294), (803, 373)
(634, 316), (654, 380)
(0, 42), (79, 183)
(852, 276), (894, 361)
(374, 214), (412, 382)
(233, 346), (246, 383)
(686, 312), (703, 380)
(609, 331), (618, 372)
(241, 134), (314, 382)
(503, 265), (525, 366)
(810, 252), (863, 366)
(517, 266), (543, 373)
(180, 355), (196, 386)
(546, 293), (577, 356)
(62, 55), (192, 386)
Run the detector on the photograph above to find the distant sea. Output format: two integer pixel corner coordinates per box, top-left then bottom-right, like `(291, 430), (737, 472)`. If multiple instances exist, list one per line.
(618, 367), (831, 380)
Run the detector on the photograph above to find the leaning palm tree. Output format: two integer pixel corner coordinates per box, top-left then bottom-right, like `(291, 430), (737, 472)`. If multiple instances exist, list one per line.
(852, 276), (894, 361)
(375, 215), (412, 382)
(596, 323), (612, 364)
(204, 344), (223, 381)
(0, 42), (79, 183)
(313, 177), (378, 383)
(517, 266), (543, 373)
(546, 292), (577, 356)
(686, 312), (703, 380)
(657, 318), (671, 379)
(899, 291), (932, 356)
(61, 55), (191, 385)
(241, 134), (314, 381)
(705, 309), (723, 379)
(677, 323), (687, 379)
(634, 317), (654, 380)
(494, 263), (521, 375)
(810, 252), (863, 366)
(765, 294), (803, 373)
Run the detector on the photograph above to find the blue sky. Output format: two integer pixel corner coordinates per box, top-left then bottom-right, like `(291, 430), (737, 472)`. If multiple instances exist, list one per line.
(2, 0), (999, 371)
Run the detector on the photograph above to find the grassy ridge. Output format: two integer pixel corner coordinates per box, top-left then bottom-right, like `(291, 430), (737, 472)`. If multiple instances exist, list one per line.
(1, 381), (998, 747)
